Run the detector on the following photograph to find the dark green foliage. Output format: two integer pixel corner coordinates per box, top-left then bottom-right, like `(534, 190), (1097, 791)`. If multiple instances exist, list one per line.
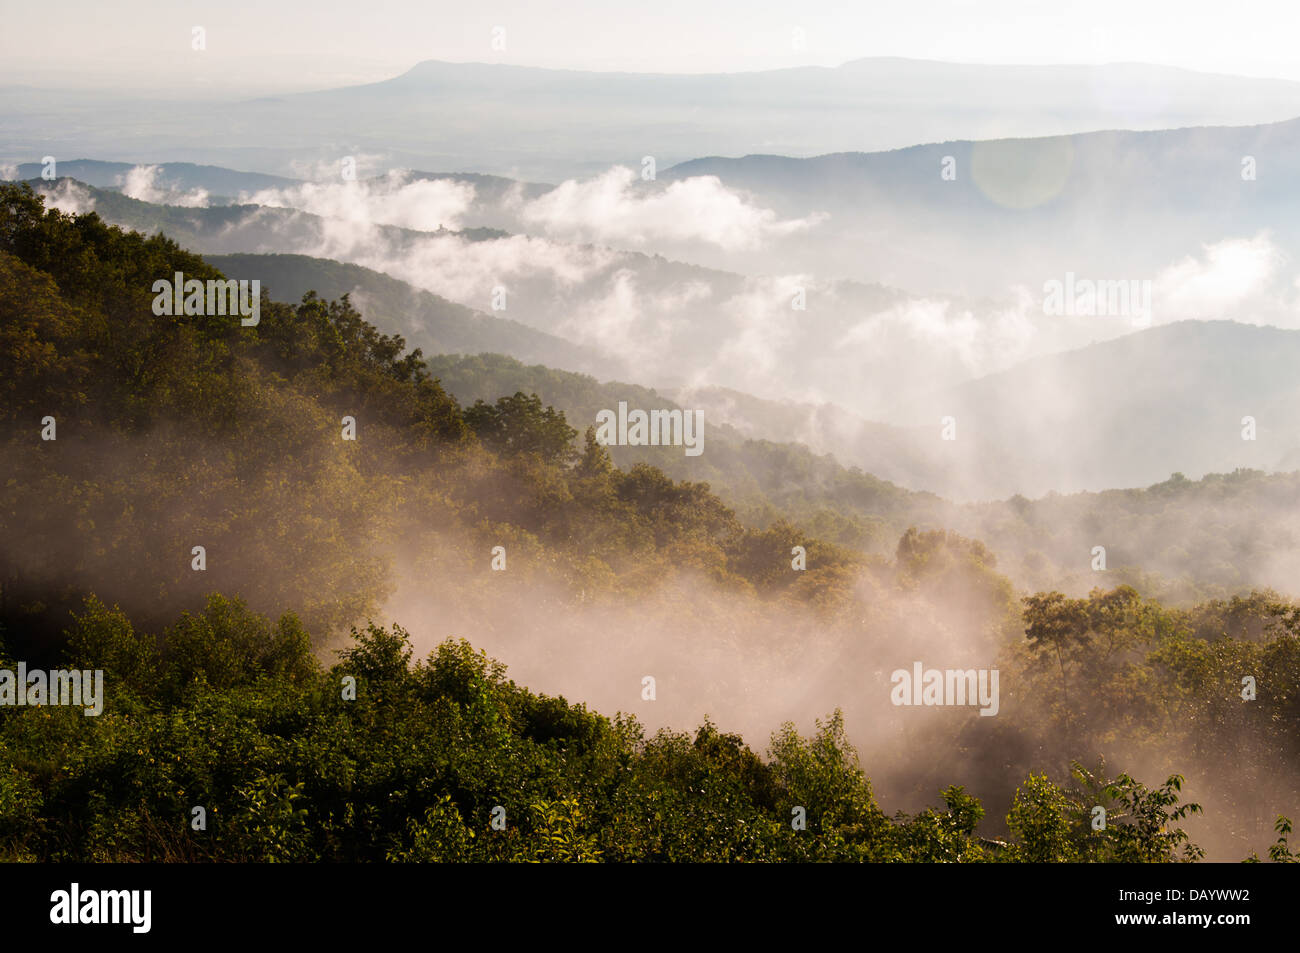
(0, 604), (1214, 863)
(464, 391), (578, 464)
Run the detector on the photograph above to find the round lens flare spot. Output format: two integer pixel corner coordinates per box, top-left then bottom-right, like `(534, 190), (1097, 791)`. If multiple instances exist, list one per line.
(971, 137), (1074, 210)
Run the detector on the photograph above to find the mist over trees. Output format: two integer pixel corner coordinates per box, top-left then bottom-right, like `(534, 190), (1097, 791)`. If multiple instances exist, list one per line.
(1, 185), (1297, 862)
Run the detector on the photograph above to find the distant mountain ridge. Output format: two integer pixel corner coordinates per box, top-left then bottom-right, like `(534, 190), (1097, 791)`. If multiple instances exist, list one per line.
(10, 58), (1300, 180)
(910, 319), (1300, 497)
(664, 117), (1300, 295)
(13, 160), (300, 199)
(696, 320), (1300, 500)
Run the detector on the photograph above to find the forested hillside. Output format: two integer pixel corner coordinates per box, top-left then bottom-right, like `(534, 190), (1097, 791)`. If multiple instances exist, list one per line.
(427, 353), (1300, 605)
(1, 183), (1296, 862)
(205, 252), (601, 373)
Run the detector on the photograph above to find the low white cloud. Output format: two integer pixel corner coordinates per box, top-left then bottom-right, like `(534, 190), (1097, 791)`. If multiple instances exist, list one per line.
(1154, 234), (1284, 322)
(518, 166), (825, 251)
(241, 170), (475, 233)
(40, 179), (95, 215)
(835, 289), (1042, 387)
(118, 165), (210, 207)
(705, 275), (810, 380)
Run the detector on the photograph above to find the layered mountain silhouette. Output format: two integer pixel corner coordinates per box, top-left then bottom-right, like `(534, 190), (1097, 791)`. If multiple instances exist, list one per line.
(9, 58), (1300, 179)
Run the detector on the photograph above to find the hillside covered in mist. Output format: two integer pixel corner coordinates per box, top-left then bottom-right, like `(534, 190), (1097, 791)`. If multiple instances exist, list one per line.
(28, 110), (1300, 510)
(2, 185), (1298, 862)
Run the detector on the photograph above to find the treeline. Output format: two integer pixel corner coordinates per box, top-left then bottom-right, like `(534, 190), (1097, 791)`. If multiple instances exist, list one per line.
(0, 595), (1236, 862)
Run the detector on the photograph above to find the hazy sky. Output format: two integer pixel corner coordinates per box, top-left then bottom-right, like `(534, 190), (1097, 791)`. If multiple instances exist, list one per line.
(3, 0), (1299, 93)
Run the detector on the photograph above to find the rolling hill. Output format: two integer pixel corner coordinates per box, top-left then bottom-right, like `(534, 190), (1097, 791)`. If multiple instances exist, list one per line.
(204, 252), (602, 373)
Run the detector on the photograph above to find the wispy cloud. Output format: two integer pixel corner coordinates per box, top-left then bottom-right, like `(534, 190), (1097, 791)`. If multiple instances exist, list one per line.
(240, 170), (476, 232)
(517, 166), (826, 251)
(118, 165), (210, 207)
(1153, 234), (1286, 323)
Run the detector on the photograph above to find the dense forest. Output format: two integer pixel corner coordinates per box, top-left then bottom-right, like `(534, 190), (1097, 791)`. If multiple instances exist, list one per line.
(1, 182), (1296, 861)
